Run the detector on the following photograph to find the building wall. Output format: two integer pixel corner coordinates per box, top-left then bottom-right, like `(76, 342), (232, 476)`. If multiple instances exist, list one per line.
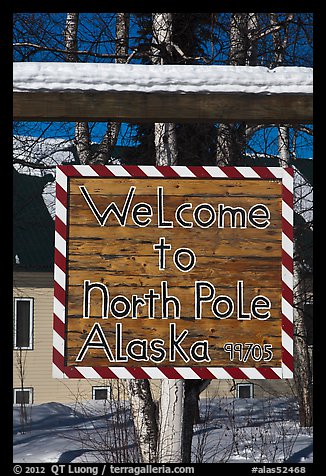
(13, 271), (106, 404)
(204, 378), (295, 399)
(13, 271), (294, 404)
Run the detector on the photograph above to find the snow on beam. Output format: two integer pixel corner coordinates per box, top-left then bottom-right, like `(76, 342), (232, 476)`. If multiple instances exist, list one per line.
(13, 62), (313, 123)
(13, 63), (313, 95)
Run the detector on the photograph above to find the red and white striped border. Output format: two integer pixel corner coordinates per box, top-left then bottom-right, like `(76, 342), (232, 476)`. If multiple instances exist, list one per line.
(53, 165), (293, 380)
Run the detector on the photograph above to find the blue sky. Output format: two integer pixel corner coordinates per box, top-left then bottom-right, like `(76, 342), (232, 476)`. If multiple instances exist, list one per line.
(13, 13), (313, 160)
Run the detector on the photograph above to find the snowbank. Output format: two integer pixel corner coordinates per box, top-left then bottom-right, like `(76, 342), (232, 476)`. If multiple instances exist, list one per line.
(13, 398), (313, 464)
(13, 62), (313, 95)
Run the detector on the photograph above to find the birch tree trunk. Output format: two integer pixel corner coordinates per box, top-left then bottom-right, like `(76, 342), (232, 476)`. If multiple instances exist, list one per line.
(158, 380), (184, 463)
(64, 13), (79, 62)
(152, 12), (183, 463)
(127, 14), (181, 464)
(270, 12), (313, 426)
(153, 123), (178, 166)
(128, 380), (158, 462)
(152, 14), (214, 462)
(216, 13), (257, 165)
(278, 125), (290, 166)
(181, 379), (211, 462)
(293, 264), (313, 426)
(271, 13), (291, 169)
(94, 13), (129, 164)
(64, 13), (91, 164)
(114, 12), (161, 462)
(122, 13), (183, 464)
(155, 133), (184, 462)
(152, 13), (178, 166)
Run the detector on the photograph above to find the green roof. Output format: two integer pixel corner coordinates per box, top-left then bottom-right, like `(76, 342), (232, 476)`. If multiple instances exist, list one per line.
(13, 169), (54, 271)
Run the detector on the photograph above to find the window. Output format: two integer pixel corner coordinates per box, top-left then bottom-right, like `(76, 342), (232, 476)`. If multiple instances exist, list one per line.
(92, 386), (111, 400)
(13, 388), (33, 405)
(13, 298), (34, 350)
(236, 383), (254, 399)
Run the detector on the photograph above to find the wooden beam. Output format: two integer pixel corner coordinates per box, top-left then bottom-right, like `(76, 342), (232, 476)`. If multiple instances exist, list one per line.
(13, 91), (312, 123)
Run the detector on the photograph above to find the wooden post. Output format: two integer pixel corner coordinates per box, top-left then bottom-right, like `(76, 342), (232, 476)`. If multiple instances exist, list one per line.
(158, 379), (184, 463)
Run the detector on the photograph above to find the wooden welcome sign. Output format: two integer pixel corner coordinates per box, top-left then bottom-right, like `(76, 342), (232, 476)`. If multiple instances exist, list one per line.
(53, 165), (293, 379)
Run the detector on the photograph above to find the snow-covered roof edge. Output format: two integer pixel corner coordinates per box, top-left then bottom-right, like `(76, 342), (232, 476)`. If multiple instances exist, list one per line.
(13, 62), (313, 95)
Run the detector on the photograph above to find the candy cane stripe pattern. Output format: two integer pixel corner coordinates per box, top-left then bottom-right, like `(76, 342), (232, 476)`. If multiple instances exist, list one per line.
(53, 165), (293, 379)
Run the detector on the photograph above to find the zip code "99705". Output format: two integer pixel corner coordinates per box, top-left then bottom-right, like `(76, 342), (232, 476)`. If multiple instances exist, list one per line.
(223, 343), (273, 362)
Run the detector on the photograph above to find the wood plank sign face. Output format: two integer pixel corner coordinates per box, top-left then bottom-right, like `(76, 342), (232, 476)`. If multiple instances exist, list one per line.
(53, 166), (294, 380)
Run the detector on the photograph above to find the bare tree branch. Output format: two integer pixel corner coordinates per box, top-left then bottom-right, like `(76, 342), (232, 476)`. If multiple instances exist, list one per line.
(13, 158), (57, 169)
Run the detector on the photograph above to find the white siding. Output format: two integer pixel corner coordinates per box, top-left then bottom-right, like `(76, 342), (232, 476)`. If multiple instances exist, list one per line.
(13, 272), (106, 403)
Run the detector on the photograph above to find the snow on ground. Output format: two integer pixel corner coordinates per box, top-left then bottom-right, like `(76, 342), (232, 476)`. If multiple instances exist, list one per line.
(13, 63), (313, 95)
(13, 398), (313, 464)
